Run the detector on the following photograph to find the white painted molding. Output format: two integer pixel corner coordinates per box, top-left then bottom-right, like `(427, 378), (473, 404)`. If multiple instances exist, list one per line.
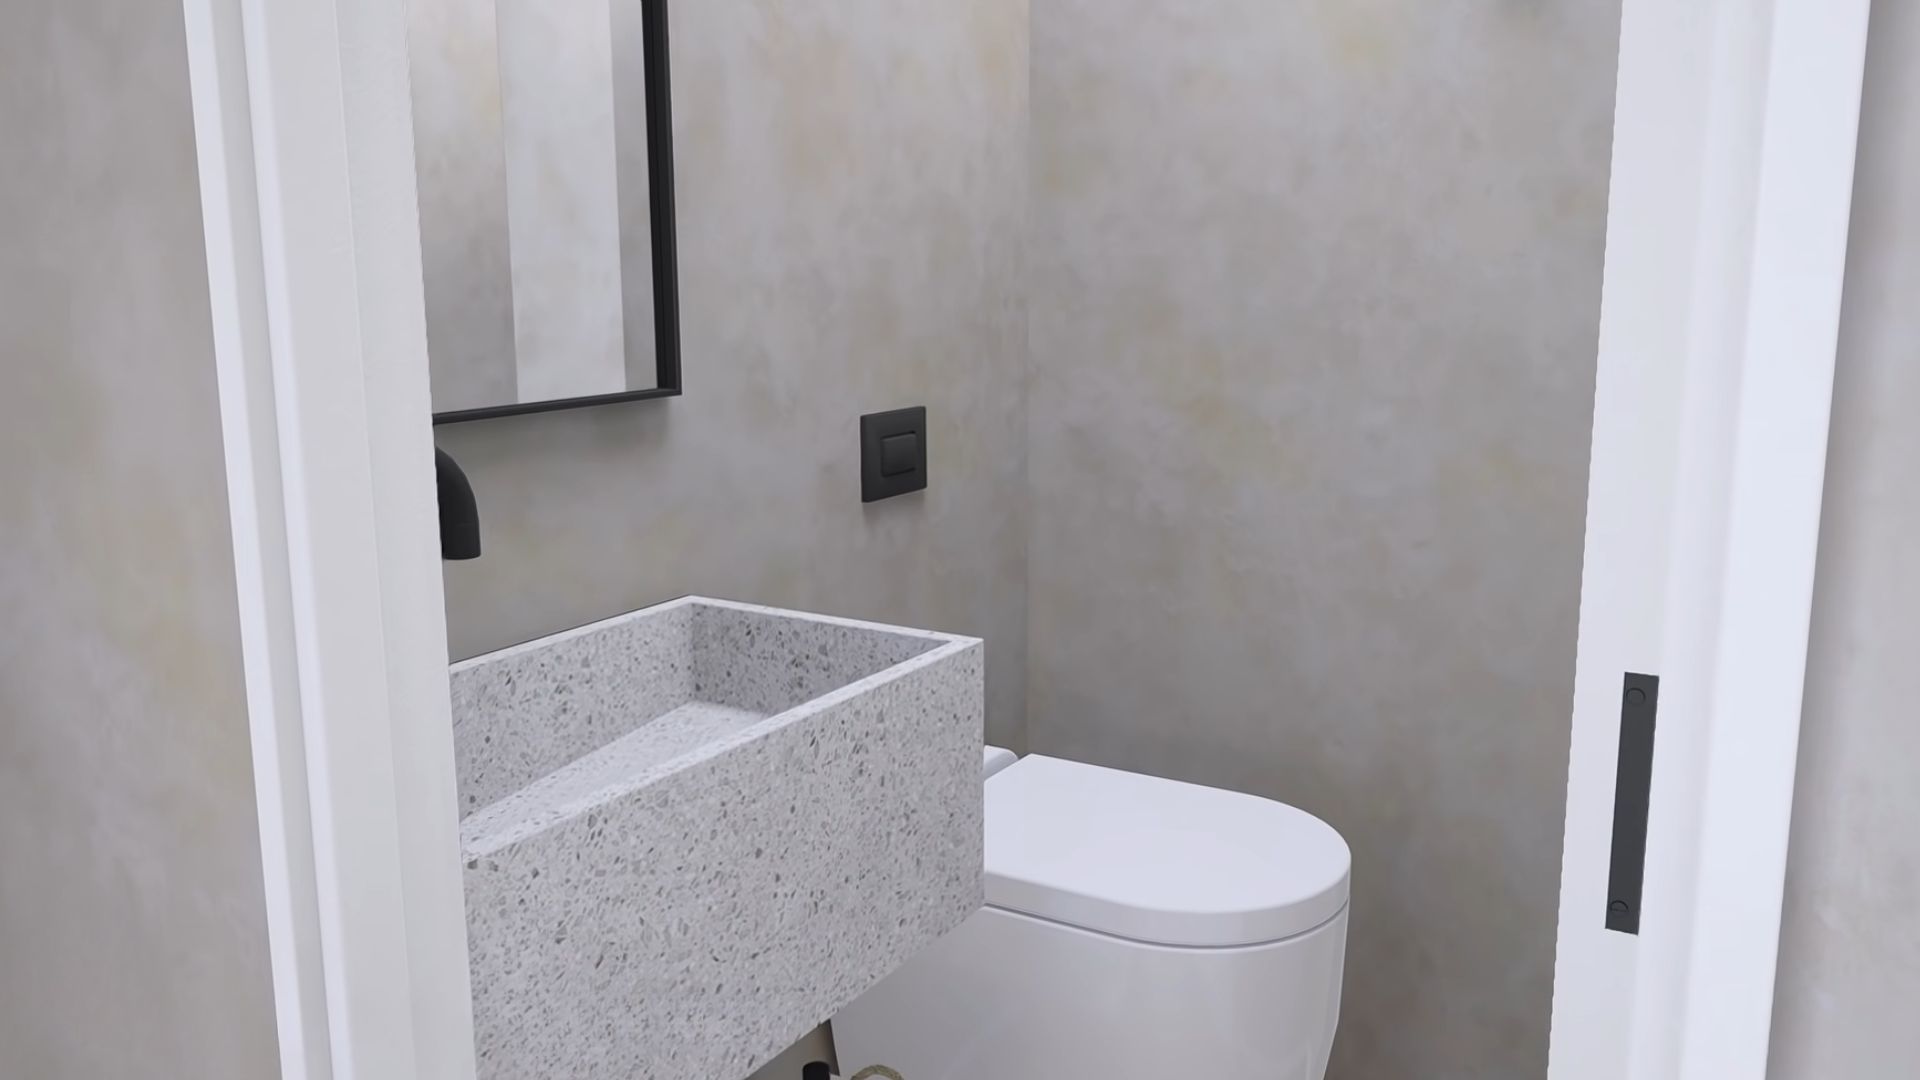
(185, 0), (479, 1074)
(1549, 0), (1869, 1077)
(1651, 0), (1870, 1075)
(183, 0), (333, 1073)
(331, 0), (483, 1071)
(1549, 2), (1725, 1068)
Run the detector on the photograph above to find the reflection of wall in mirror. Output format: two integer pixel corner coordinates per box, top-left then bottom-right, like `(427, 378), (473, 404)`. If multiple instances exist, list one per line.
(409, 0), (657, 413)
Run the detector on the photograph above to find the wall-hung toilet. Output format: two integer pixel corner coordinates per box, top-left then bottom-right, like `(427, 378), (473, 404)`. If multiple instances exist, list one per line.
(834, 749), (1351, 1079)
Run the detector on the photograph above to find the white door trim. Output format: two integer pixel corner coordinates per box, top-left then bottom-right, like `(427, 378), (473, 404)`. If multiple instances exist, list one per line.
(1549, 1), (1870, 1078)
(184, 0), (479, 1076)
(1644, 0), (1871, 1074)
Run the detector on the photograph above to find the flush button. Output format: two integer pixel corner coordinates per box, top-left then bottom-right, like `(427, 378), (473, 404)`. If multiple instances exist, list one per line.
(861, 406), (928, 502)
(880, 433), (919, 477)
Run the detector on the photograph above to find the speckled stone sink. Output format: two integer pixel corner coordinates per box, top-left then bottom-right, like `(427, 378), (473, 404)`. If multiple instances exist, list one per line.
(448, 597), (984, 1080)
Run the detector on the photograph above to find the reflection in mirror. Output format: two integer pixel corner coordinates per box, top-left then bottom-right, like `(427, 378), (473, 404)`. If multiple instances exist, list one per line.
(409, 0), (678, 422)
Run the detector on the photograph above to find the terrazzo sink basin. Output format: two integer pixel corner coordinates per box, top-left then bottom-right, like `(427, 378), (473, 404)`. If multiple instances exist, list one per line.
(448, 596), (984, 1080)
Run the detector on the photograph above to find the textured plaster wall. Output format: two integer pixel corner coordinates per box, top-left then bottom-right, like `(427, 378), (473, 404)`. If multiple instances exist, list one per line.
(0, 1), (280, 1075)
(437, 0), (1031, 747)
(1769, 2), (1920, 1072)
(1027, 2), (1617, 1077)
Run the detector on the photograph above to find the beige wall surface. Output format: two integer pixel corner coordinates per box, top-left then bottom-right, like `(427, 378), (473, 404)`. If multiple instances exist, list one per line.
(1769, 2), (1920, 1073)
(1027, 2), (1617, 1077)
(0, 2), (280, 1077)
(438, 0), (1032, 747)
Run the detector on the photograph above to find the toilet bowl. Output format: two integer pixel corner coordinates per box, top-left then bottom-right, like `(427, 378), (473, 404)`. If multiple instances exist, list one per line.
(833, 749), (1351, 1080)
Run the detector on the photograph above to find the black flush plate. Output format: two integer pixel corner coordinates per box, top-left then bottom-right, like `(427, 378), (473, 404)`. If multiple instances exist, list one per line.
(861, 406), (927, 502)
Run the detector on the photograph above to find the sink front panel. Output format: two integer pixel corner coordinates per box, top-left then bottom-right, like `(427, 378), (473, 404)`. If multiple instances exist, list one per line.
(448, 597), (984, 1080)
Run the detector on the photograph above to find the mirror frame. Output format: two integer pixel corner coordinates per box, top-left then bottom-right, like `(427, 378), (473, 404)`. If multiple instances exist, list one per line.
(430, 0), (680, 425)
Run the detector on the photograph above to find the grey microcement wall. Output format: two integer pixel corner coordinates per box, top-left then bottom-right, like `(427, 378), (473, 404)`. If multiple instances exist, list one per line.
(0, 1), (281, 1076)
(1768, 1), (1920, 1073)
(1025, 3), (1615, 1078)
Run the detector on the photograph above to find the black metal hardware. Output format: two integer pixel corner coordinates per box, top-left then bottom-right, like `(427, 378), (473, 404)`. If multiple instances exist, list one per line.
(435, 448), (481, 560)
(860, 407), (928, 502)
(1605, 672), (1659, 934)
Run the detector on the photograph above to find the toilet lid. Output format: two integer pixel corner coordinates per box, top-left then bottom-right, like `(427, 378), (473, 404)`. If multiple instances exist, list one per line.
(984, 755), (1351, 948)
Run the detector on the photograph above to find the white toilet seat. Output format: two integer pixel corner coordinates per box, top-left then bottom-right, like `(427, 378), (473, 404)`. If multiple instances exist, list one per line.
(985, 755), (1351, 948)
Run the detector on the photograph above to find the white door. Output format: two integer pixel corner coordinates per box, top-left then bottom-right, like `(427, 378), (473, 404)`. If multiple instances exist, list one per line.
(1548, 1), (1869, 1078)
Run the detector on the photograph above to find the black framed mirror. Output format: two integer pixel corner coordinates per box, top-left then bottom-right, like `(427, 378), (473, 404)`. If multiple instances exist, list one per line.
(409, 0), (679, 424)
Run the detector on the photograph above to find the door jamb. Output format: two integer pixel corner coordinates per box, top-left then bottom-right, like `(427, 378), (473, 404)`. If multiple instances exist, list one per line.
(184, 0), (479, 1075)
(1548, 1), (1870, 1078)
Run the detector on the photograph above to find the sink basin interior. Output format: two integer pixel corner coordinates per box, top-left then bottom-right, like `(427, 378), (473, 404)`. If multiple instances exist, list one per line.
(449, 597), (944, 842)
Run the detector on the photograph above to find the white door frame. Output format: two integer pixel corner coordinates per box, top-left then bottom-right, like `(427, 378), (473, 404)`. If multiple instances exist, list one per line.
(180, 0), (1868, 1076)
(1548, 0), (1869, 1078)
(184, 0), (477, 1075)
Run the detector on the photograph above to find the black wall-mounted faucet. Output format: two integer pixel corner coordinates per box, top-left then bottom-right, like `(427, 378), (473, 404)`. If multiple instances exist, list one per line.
(435, 448), (481, 560)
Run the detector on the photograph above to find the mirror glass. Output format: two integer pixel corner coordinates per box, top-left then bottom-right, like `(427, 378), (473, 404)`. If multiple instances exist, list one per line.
(408, 0), (678, 422)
